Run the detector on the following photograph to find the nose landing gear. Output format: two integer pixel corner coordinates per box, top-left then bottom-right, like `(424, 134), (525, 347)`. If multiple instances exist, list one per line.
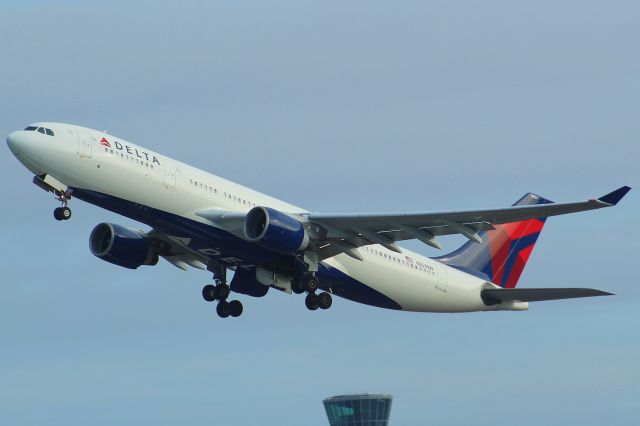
(53, 189), (73, 221)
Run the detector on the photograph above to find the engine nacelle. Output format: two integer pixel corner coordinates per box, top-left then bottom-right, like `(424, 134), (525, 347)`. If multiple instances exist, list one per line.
(89, 223), (158, 269)
(244, 207), (309, 255)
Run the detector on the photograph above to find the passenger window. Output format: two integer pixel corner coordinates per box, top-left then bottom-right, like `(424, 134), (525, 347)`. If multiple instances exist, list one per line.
(37, 127), (45, 134)
(45, 128), (54, 136)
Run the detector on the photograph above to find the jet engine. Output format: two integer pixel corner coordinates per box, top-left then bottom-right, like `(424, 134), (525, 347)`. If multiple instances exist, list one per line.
(89, 223), (159, 269)
(244, 207), (309, 255)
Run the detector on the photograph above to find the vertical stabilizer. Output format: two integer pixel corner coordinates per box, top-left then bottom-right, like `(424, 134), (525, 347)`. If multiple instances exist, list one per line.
(433, 193), (552, 288)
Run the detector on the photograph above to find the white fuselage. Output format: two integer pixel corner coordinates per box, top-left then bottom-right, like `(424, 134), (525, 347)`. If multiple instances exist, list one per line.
(7, 122), (521, 313)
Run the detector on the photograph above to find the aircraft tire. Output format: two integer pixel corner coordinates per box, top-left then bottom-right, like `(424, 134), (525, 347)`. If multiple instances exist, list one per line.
(304, 275), (319, 293)
(305, 293), (319, 311)
(318, 292), (332, 310)
(291, 278), (305, 294)
(216, 301), (230, 318)
(228, 300), (243, 317)
(202, 285), (217, 302)
(61, 207), (72, 220)
(216, 283), (230, 301)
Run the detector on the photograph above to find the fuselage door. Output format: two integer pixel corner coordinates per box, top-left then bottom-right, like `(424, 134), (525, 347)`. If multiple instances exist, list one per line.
(163, 163), (176, 188)
(77, 132), (92, 158)
(436, 264), (448, 293)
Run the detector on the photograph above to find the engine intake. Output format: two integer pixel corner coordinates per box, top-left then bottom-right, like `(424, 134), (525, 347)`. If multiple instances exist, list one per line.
(244, 207), (309, 255)
(90, 223), (158, 269)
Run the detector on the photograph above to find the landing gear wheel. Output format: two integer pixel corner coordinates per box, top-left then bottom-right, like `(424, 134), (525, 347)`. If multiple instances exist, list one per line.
(318, 292), (333, 310)
(291, 279), (305, 294)
(304, 275), (319, 293)
(202, 285), (217, 302)
(61, 207), (71, 220)
(216, 283), (230, 301)
(216, 301), (230, 318)
(54, 207), (72, 221)
(228, 300), (243, 317)
(305, 293), (319, 311)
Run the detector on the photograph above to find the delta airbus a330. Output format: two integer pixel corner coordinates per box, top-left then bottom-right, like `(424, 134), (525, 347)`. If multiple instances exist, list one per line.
(6, 123), (630, 318)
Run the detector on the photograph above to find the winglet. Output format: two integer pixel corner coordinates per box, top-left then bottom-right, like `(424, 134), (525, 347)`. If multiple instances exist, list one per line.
(598, 186), (631, 205)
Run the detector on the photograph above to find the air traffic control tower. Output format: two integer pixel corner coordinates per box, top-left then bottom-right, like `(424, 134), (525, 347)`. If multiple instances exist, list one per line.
(323, 393), (393, 425)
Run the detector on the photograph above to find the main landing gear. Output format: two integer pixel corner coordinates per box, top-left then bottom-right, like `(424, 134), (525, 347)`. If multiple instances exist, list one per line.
(292, 274), (332, 311)
(53, 189), (73, 221)
(202, 283), (243, 318)
(202, 264), (243, 318)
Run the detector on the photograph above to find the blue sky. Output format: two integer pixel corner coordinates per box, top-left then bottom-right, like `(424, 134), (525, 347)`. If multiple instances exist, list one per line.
(1, 1), (638, 425)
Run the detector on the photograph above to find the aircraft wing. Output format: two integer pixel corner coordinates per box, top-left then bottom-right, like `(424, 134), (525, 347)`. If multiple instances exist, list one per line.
(481, 287), (613, 305)
(308, 186), (630, 260)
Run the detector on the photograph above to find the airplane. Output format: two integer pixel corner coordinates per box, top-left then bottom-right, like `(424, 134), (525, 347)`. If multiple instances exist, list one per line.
(6, 122), (631, 318)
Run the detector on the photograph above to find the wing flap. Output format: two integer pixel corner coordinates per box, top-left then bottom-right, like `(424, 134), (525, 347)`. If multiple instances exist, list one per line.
(315, 221), (494, 260)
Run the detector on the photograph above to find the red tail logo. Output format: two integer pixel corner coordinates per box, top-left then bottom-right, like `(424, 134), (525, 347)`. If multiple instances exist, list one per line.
(100, 137), (111, 148)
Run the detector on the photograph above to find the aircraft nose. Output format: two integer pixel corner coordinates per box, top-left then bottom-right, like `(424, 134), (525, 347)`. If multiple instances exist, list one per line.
(6, 130), (25, 153)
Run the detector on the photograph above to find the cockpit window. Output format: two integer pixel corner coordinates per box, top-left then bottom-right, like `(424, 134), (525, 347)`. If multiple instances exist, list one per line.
(25, 125), (55, 136)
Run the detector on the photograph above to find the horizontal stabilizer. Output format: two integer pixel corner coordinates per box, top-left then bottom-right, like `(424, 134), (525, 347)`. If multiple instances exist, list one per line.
(481, 287), (613, 305)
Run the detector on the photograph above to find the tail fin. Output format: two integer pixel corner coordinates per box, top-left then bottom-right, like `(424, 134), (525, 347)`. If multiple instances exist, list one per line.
(433, 193), (553, 288)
